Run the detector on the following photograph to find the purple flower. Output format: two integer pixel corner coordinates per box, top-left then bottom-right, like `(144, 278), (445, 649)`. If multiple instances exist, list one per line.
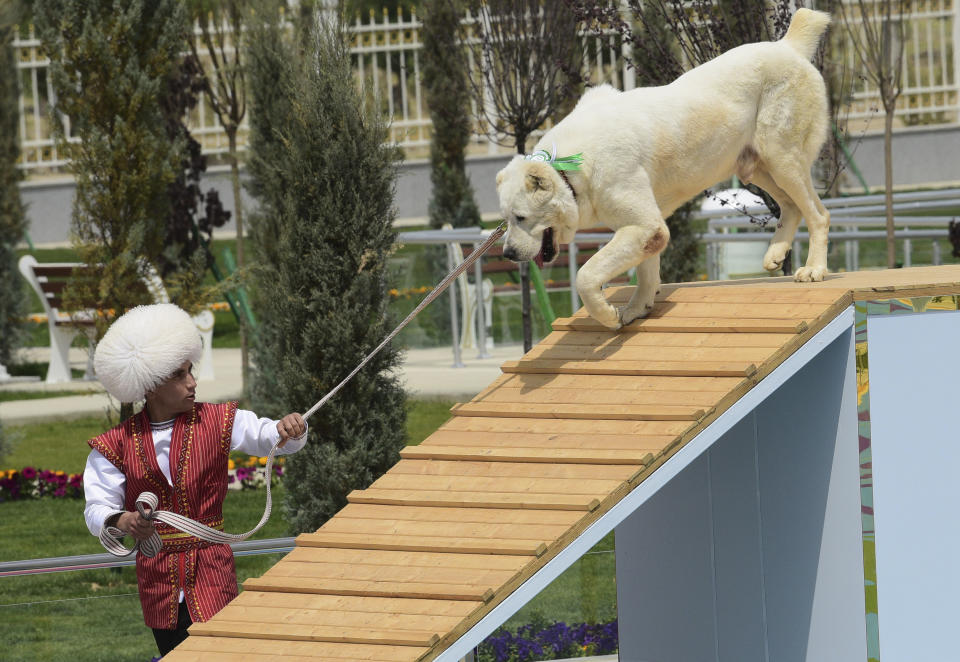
(53, 487), (66, 497)
(22, 467), (36, 480)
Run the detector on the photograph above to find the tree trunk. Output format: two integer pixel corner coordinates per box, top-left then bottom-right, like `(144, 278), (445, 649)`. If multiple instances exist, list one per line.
(228, 128), (249, 396)
(883, 104), (896, 268)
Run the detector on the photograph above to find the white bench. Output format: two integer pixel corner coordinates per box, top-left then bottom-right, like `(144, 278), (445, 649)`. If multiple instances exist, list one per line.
(18, 255), (215, 385)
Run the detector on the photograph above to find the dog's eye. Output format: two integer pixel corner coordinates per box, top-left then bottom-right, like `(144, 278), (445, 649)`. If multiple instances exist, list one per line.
(514, 215), (525, 223)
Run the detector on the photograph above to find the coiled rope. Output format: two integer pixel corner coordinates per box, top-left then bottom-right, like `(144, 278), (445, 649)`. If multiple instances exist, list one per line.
(100, 223), (507, 558)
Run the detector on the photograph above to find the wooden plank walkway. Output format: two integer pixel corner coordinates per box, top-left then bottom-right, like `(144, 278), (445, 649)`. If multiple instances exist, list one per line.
(165, 266), (960, 662)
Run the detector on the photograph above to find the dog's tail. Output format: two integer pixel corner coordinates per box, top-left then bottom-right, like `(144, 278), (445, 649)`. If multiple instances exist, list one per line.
(781, 9), (831, 61)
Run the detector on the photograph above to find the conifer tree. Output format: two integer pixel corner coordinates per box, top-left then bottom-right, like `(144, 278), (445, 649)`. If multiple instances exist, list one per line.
(422, 0), (480, 230)
(246, 9), (407, 533)
(34, 0), (188, 337)
(0, 3), (27, 368)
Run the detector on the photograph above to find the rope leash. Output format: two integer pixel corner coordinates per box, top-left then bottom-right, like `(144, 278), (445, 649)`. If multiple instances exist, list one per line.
(100, 223), (507, 558)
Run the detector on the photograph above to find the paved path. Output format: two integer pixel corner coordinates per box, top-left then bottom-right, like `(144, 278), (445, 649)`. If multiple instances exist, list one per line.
(0, 344), (524, 425)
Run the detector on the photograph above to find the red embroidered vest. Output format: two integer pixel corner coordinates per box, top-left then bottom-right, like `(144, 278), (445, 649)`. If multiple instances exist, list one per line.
(88, 401), (239, 629)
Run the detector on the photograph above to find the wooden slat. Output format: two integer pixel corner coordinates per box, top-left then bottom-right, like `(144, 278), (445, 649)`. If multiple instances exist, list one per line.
(538, 330), (794, 348)
(501, 359), (756, 377)
(262, 559), (520, 585)
(232, 590), (480, 616)
(369, 473), (623, 495)
(570, 301), (828, 320)
(318, 518), (567, 543)
(348, 488), (600, 511)
(401, 445), (653, 465)
(552, 316), (808, 333)
(329, 504), (582, 526)
(245, 575), (495, 601)
(439, 415), (692, 436)
(295, 531), (547, 556)
(171, 636), (426, 661)
(519, 344), (773, 362)
(210, 604), (461, 632)
(483, 372), (742, 392)
(282, 548), (529, 572)
(652, 286), (850, 304)
(189, 619), (440, 647)
(385, 459), (635, 480)
(473, 385), (722, 407)
(422, 428), (680, 449)
(452, 401), (706, 421)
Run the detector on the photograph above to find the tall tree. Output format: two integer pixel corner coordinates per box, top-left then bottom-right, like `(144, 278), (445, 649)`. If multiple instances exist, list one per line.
(456, 0), (580, 351)
(422, 0), (481, 231)
(839, 0), (908, 268)
(246, 6), (407, 533)
(0, 1), (28, 369)
(421, 0), (482, 347)
(35, 0), (191, 415)
(186, 0), (253, 392)
(157, 53), (232, 312)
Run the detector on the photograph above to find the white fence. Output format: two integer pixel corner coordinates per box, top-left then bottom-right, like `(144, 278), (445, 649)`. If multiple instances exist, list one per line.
(12, 2), (960, 174)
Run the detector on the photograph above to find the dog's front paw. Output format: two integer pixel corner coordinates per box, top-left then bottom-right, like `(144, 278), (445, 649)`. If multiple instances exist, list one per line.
(763, 243), (791, 273)
(794, 265), (827, 282)
(618, 301), (654, 327)
(589, 304), (622, 330)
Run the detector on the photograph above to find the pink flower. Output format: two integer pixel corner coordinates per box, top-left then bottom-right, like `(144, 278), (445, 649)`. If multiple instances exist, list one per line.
(22, 467), (37, 480)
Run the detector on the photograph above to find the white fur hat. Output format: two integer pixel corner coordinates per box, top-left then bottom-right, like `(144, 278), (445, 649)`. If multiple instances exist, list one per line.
(94, 303), (202, 402)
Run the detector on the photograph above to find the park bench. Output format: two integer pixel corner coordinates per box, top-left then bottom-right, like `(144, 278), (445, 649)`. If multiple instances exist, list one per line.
(18, 255), (215, 385)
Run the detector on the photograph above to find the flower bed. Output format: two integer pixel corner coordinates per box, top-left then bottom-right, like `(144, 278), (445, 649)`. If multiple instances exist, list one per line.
(479, 619), (618, 662)
(227, 456), (284, 491)
(0, 458), (283, 501)
(0, 468), (83, 501)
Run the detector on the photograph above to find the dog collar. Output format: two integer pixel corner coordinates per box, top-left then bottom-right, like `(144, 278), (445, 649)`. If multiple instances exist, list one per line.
(524, 143), (584, 172)
(557, 170), (577, 202)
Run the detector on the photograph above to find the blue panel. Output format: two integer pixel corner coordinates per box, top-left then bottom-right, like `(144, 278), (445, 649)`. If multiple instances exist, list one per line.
(866, 310), (960, 662)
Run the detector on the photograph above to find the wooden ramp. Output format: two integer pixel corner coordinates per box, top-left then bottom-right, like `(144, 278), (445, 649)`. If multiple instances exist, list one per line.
(165, 266), (960, 662)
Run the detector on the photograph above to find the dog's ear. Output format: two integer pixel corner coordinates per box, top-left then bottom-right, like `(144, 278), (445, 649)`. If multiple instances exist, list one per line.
(524, 162), (555, 195)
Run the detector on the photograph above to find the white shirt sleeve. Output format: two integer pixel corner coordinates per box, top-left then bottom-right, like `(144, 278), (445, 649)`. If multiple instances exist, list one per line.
(83, 450), (127, 536)
(230, 409), (308, 457)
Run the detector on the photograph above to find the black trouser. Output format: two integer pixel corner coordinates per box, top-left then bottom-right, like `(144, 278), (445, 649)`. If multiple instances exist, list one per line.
(152, 600), (192, 657)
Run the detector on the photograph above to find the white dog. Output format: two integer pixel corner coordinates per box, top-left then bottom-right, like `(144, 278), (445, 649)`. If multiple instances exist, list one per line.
(496, 9), (832, 329)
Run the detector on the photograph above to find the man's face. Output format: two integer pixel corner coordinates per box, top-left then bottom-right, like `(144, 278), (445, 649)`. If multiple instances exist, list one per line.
(146, 361), (197, 418)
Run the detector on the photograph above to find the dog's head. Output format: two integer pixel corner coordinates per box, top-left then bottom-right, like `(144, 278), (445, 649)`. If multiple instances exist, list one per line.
(495, 156), (579, 266)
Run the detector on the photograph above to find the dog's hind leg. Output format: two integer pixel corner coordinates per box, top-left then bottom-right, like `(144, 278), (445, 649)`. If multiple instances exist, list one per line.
(747, 168), (804, 274)
(763, 159), (830, 281)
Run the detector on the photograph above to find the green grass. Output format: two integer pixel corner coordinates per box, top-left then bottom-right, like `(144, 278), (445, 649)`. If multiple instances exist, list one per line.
(0, 390), (97, 403)
(504, 532), (617, 629)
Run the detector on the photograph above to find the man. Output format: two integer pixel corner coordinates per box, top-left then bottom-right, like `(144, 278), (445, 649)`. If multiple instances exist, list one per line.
(83, 303), (307, 656)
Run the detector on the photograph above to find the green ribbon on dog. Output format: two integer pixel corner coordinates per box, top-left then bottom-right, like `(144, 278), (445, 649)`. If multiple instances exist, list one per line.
(525, 143), (584, 172)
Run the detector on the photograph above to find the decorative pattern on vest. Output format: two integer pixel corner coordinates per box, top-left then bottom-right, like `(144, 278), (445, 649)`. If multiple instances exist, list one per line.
(88, 401), (240, 629)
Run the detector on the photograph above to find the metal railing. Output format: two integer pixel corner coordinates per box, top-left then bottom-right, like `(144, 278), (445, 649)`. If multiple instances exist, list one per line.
(0, 537), (296, 578)
(703, 187), (960, 278)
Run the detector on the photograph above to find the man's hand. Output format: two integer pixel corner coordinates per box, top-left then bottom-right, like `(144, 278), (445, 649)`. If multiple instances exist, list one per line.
(276, 413), (306, 447)
(115, 511), (156, 541)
